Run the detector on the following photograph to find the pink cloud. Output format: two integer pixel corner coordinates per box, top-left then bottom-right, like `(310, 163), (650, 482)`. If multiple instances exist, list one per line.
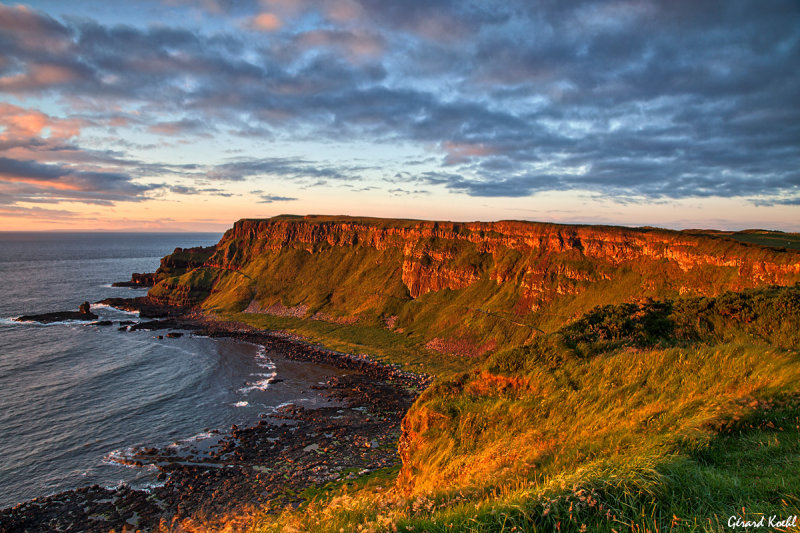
(0, 4), (73, 52)
(0, 103), (83, 140)
(0, 63), (83, 93)
(258, 0), (307, 17)
(248, 12), (283, 31)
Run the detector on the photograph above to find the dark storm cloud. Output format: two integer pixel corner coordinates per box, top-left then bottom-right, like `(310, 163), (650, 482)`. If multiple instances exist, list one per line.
(2, 1), (799, 203)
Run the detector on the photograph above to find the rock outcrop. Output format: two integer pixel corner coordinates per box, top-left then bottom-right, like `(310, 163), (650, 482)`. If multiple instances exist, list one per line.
(112, 272), (156, 287)
(16, 302), (99, 323)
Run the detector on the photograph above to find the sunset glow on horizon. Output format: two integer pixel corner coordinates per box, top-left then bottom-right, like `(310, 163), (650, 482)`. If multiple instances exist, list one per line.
(1, 1), (799, 232)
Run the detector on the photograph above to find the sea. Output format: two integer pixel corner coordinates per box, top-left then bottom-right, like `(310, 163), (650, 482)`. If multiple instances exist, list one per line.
(0, 232), (341, 509)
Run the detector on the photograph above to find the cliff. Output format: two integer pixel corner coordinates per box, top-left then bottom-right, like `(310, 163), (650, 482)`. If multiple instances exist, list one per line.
(137, 216), (800, 528)
(147, 215), (800, 353)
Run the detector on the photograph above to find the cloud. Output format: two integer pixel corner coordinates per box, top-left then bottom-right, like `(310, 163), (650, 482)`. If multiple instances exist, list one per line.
(169, 185), (234, 196)
(148, 119), (212, 136)
(258, 194), (298, 203)
(0, 156), (156, 204)
(0, 204), (80, 220)
(246, 12), (282, 31)
(0, 157), (66, 181)
(752, 196), (800, 207)
(0, 0), (798, 207)
(293, 29), (384, 60)
(0, 102), (84, 140)
(0, 103), (173, 206)
(388, 187), (430, 196)
(207, 157), (361, 182)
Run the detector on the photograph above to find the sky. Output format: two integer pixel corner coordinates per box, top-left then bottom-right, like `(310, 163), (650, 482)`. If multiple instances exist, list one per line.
(0, 0), (799, 232)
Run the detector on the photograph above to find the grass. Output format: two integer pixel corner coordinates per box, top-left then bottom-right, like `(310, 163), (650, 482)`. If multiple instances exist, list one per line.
(403, 343), (800, 494)
(690, 229), (800, 252)
(223, 311), (468, 377)
(243, 286), (800, 532)
(254, 408), (800, 532)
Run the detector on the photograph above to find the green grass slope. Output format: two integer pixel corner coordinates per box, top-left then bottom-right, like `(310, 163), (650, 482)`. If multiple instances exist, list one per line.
(253, 285), (800, 532)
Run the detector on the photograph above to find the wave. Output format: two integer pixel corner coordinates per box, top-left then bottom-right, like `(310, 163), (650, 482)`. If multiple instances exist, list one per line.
(5, 318), (89, 327)
(254, 345), (277, 369)
(165, 429), (223, 451)
(238, 370), (278, 393)
(90, 303), (140, 316)
(102, 449), (159, 469)
(237, 345), (279, 392)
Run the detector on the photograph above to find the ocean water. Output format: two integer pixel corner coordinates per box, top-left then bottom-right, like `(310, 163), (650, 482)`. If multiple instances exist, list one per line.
(0, 233), (341, 509)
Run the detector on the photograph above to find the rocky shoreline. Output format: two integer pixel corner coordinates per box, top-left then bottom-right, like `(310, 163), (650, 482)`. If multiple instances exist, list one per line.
(0, 299), (429, 532)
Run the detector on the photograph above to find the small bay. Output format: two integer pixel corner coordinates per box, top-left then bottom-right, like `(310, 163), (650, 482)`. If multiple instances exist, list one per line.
(0, 233), (336, 509)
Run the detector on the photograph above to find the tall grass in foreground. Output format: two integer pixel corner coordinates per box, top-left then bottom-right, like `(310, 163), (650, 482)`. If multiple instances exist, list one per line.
(240, 287), (800, 532)
(253, 412), (800, 532)
(253, 368), (798, 524)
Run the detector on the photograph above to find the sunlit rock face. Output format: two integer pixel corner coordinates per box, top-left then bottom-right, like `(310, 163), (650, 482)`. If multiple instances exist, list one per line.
(146, 215), (800, 346)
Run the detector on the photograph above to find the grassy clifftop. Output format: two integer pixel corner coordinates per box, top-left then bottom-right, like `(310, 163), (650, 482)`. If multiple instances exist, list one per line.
(143, 216), (800, 531)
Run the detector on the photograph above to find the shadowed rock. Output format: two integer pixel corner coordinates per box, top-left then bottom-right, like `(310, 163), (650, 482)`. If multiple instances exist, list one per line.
(16, 302), (99, 324)
(112, 272), (156, 288)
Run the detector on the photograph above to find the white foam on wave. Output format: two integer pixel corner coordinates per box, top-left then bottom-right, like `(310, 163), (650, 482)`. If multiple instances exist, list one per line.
(238, 370), (278, 393)
(238, 345), (279, 392)
(234, 401), (249, 407)
(167, 430), (218, 448)
(102, 448), (158, 469)
(254, 345), (276, 370)
(91, 303), (140, 316)
(5, 318), (86, 327)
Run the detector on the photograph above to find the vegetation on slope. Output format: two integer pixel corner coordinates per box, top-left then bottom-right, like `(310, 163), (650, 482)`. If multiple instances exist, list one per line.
(689, 229), (800, 252)
(249, 285), (800, 532)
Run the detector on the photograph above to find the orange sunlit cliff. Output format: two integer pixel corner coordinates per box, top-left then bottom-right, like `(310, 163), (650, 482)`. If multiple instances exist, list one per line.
(145, 215), (800, 354)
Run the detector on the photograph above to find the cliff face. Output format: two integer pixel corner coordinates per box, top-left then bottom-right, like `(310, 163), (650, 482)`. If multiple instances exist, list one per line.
(213, 217), (799, 299)
(148, 216), (800, 349)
